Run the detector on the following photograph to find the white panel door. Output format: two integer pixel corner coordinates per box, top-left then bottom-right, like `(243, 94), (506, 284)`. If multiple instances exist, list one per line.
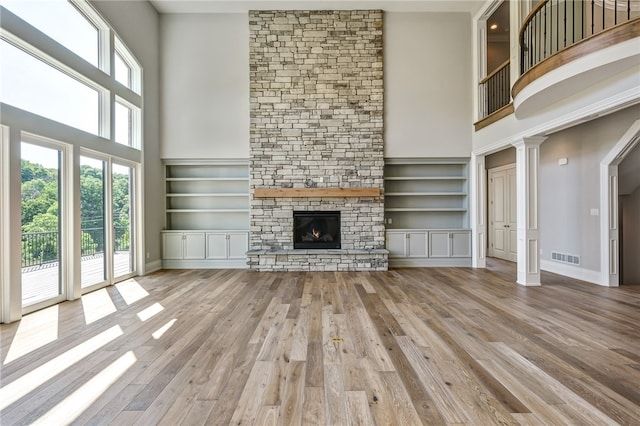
(506, 168), (518, 262)
(490, 169), (508, 260)
(489, 165), (517, 262)
(183, 233), (205, 259)
(228, 232), (248, 259)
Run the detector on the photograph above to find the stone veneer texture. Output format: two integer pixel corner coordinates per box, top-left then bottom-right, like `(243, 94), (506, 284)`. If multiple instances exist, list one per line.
(249, 10), (386, 270)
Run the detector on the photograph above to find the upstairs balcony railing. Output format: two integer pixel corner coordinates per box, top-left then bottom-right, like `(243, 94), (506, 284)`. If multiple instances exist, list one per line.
(521, 0), (640, 74)
(479, 60), (511, 120)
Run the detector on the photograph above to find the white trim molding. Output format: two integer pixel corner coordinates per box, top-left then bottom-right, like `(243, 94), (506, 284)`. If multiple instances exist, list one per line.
(540, 260), (602, 285)
(599, 119), (640, 287)
(470, 153), (487, 268)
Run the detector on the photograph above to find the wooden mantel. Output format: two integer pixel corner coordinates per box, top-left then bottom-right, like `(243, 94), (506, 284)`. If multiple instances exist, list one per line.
(253, 187), (381, 198)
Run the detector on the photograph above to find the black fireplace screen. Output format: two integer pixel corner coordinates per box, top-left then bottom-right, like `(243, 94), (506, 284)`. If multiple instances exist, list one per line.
(293, 211), (341, 249)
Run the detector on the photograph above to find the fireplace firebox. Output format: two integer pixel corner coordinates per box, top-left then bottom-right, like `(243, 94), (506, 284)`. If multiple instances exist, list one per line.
(293, 211), (341, 249)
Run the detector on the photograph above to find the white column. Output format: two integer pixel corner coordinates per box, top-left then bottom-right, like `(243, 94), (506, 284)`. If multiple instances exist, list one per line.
(512, 136), (546, 286)
(470, 153), (486, 268)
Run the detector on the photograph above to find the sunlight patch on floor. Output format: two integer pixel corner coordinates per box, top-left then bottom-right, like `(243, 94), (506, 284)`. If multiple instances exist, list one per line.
(82, 288), (117, 325)
(32, 351), (137, 425)
(137, 303), (164, 322)
(3, 305), (58, 365)
(115, 279), (149, 305)
(152, 318), (177, 339)
(0, 325), (123, 411)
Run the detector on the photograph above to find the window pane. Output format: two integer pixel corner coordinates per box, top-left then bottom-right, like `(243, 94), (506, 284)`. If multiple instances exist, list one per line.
(115, 102), (131, 146)
(0, 0), (99, 66)
(0, 40), (100, 135)
(21, 142), (63, 306)
(80, 156), (106, 288)
(114, 51), (131, 88)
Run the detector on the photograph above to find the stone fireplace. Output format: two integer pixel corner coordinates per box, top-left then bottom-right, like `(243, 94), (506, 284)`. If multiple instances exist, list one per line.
(247, 10), (388, 271)
(293, 211), (341, 249)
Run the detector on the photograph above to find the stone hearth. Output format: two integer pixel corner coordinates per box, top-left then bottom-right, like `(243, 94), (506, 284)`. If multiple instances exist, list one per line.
(248, 10), (387, 271)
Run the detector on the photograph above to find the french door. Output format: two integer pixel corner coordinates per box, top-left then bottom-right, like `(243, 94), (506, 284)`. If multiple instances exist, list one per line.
(80, 155), (137, 293)
(112, 163), (135, 280)
(19, 139), (139, 312)
(21, 141), (66, 309)
(80, 155), (107, 289)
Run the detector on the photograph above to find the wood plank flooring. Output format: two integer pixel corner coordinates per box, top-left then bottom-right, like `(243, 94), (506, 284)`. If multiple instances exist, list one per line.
(1, 259), (639, 425)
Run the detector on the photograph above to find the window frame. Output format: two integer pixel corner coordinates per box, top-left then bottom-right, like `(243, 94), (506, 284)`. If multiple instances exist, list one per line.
(0, 0), (145, 322)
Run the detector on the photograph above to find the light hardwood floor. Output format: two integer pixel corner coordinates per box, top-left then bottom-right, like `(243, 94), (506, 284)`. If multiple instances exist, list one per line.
(1, 259), (639, 425)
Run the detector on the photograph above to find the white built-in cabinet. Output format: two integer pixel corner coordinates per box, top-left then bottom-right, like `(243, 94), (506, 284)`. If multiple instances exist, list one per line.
(206, 232), (248, 260)
(162, 160), (249, 268)
(162, 232), (206, 260)
(385, 158), (471, 267)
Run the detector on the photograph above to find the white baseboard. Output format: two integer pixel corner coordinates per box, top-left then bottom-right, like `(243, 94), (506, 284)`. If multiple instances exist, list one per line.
(162, 259), (249, 269)
(144, 260), (162, 274)
(389, 257), (472, 268)
(540, 260), (604, 285)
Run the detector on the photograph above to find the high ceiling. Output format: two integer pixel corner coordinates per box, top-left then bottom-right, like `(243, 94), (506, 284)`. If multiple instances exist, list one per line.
(149, 0), (486, 14)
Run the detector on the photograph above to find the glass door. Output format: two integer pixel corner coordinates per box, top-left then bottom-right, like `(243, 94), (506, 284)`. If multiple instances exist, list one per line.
(112, 163), (134, 279)
(80, 155), (106, 289)
(21, 142), (64, 307)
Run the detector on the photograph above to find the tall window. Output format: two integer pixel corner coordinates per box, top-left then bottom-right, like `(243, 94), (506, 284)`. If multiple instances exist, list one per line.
(0, 0), (143, 319)
(0, 0), (101, 67)
(0, 39), (101, 135)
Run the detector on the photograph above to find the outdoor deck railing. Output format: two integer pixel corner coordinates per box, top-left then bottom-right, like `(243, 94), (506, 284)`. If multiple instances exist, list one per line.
(21, 226), (130, 268)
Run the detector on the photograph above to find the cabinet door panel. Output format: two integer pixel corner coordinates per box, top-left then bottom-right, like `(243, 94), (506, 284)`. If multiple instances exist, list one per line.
(429, 232), (450, 257)
(183, 233), (205, 259)
(451, 232), (471, 257)
(228, 233), (249, 259)
(386, 232), (407, 257)
(206, 233), (227, 259)
(407, 232), (427, 257)
(163, 233), (185, 259)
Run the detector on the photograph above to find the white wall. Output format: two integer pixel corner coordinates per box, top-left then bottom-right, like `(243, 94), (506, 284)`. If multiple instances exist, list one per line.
(159, 12), (474, 160)
(160, 14), (249, 159)
(539, 104), (640, 273)
(91, 0), (163, 268)
(384, 12), (472, 158)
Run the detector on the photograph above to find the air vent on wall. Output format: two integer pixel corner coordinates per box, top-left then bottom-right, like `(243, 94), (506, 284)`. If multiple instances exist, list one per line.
(551, 251), (580, 265)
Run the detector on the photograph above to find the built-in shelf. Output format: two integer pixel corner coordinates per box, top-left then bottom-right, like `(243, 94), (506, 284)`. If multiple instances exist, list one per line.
(163, 160), (250, 269)
(164, 160), (250, 231)
(384, 158), (469, 230)
(166, 177), (249, 181)
(385, 192), (467, 196)
(166, 193), (248, 197)
(385, 176), (467, 181)
(166, 209), (250, 213)
(385, 208), (467, 212)
(253, 187), (381, 198)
